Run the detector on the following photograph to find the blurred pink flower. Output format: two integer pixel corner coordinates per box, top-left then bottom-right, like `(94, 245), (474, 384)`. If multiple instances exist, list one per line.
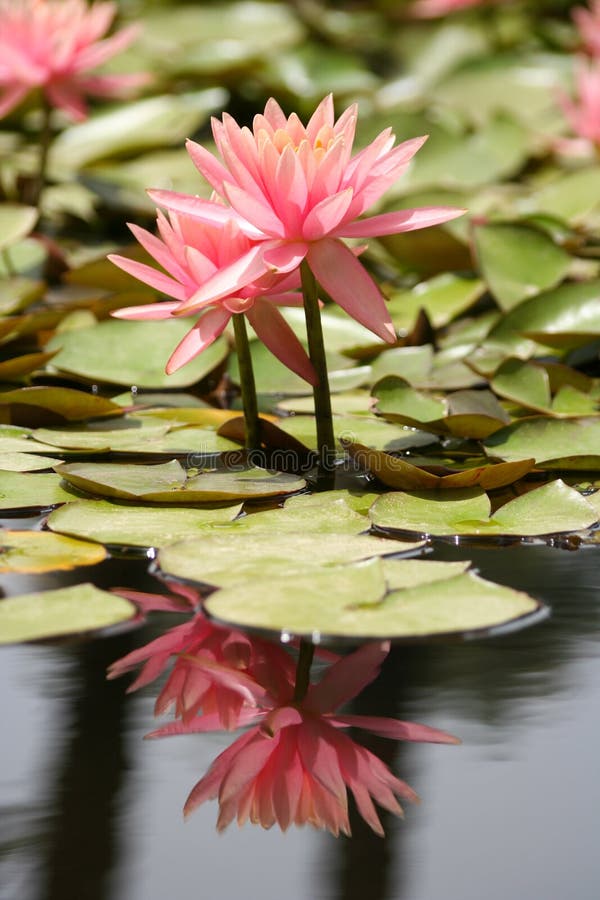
(151, 642), (459, 836)
(148, 95), (464, 343)
(108, 588), (297, 731)
(0, 0), (148, 121)
(410, 0), (492, 18)
(557, 57), (600, 151)
(108, 210), (316, 381)
(573, 1), (600, 57)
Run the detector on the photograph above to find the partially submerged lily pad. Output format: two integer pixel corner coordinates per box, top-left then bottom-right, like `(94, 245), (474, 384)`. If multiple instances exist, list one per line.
(0, 583), (136, 644)
(343, 440), (535, 490)
(55, 461), (305, 502)
(0, 531), (106, 573)
(369, 480), (600, 539)
(0, 386), (122, 423)
(484, 417), (600, 468)
(203, 556), (544, 643)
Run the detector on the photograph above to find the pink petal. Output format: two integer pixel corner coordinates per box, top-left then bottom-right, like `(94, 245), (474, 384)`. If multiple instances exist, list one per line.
(79, 72), (151, 97)
(186, 138), (231, 195)
(148, 189), (262, 239)
(223, 180), (285, 237)
(127, 222), (189, 282)
(74, 24), (140, 71)
(165, 307), (230, 373)
(247, 301), (317, 385)
(175, 244), (270, 312)
(333, 715), (461, 744)
(45, 81), (88, 121)
(110, 301), (181, 320)
(302, 188), (354, 240)
(305, 94), (335, 140)
(306, 239), (395, 342)
(306, 641), (390, 714)
(334, 206), (465, 239)
(0, 84), (30, 118)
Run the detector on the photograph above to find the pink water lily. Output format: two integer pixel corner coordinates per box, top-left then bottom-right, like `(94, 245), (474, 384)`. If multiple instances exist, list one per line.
(557, 56), (600, 151)
(148, 95), (464, 343)
(573, 1), (600, 57)
(108, 592), (297, 731)
(109, 210), (316, 381)
(410, 0), (491, 16)
(150, 641), (459, 836)
(0, 0), (148, 121)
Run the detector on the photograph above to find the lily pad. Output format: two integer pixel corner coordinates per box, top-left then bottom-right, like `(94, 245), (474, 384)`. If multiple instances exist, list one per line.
(56, 460), (305, 502)
(231, 489), (384, 536)
(0, 471), (76, 510)
(373, 376), (510, 439)
(157, 530), (419, 592)
(31, 418), (172, 452)
(0, 386), (121, 423)
(47, 499), (243, 550)
(45, 318), (229, 388)
(474, 222), (572, 312)
(386, 273), (486, 332)
(484, 417), (600, 468)
(0, 204), (38, 251)
(203, 556), (543, 643)
(491, 358), (599, 417)
(342, 440), (535, 490)
(0, 452), (60, 472)
(0, 584), (135, 644)
(0, 531), (106, 573)
(369, 480), (600, 539)
(277, 412), (431, 453)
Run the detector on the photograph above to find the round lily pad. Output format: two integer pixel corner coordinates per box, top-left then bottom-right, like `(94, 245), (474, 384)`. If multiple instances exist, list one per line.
(0, 531), (106, 573)
(0, 471), (75, 510)
(0, 584), (136, 644)
(203, 556), (545, 644)
(484, 417), (600, 468)
(369, 480), (600, 539)
(47, 499), (243, 550)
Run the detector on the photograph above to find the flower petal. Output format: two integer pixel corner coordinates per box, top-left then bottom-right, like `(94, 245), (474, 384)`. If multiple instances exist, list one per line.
(334, 206), (465, 239)
(247, 302), (317, 385)
(165, 307), (230, 373)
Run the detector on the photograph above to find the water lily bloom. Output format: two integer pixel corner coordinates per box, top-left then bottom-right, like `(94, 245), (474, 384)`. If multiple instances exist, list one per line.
(411, 0), (502, 15)
(557, 57), (600, 151)
(150, 642), (459, 836)
(108, 592), (297, 731)
(109, 210), (316, 381)
(573, 1), (600, 57)
(0, 0), (148, 121)
(147, 95), (464, 343)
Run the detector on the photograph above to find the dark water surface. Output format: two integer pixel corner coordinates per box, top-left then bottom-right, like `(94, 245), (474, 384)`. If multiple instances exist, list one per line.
(1, 541), (599, 900)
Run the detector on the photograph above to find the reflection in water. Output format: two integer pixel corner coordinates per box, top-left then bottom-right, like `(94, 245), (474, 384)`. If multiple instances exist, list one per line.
(108, 586), (458, 837)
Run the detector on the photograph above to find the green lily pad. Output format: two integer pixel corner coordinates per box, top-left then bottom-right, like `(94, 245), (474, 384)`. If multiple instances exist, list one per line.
(0, 351), (57, 381)
(370, 345), (481, 391)
(474, 222), (572, 312)
(491, 358), (599, 417)
(530, 165), (600, 226)
(231, 489), (384, 536)
(45, 318), (229, 388)
(486, 280), (600, 356)
(342, 440), (535, 490)
(0, 531), (106, 573)
(0, 584), (135, 644)
(49, 90), (228, 173)
(369, 480), (599, 538)
(0, 204), (38, 251)
(0, 425), (58, 455)
(47, 499), (243, 550)
(484, 417), (600, 468)
(158, 529), (418, 593)
(386, 274), (486, 332)
(0, 386), (122, 423)
(203, 556), (543, 643)
(56, 460), (305, 502)
(373, 376), (510, 439)
(0, 452), (60, 472)
(277, 412), (433, 452)
(0, 471), (75, 510)
(0, 277), (45, 315)
(31, 418), (172, 452)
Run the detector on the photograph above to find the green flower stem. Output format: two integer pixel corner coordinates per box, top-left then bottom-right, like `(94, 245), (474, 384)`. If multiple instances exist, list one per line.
(301, 259), (335, 469)
(30, 98), (53, 210)
(293, 639), (315, 703)
(232, 312), (260, 452)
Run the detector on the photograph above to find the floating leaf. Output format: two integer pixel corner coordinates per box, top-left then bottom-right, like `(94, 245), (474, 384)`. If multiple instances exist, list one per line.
(373, 376), (510, 438)
(158, 532), (413, 593)
(0, 470), (75, 510)
(0, 204), (38, 251)
(45, 318), (229, 388)
(386, 274), (486, 332)
(0, 531), (106, 573)
(47, 500), (243, 550)
(277, 411), (432, 452)
(32, 418), (172, 452)
(369, 480), (599, 538)
(530, 165), (600, 226)
(0, 452), (60, 472)
(484, 417), (600, 468)
(491, 358), (599, 417)
(0, 386), (121, 423)
(342, 440), (535, 490)
(203, 557), (543, 643)
(0, 351), (57, 381)
(0, 584), (135, 644)
(56, 460), (305, 502)
(0, 277), (45, 315)
(474, 222), (572, 312)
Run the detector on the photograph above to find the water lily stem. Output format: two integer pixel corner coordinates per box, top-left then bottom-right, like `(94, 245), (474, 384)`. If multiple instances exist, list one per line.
(301, 260), (335, 470)
(31, 98), (53, 210)
(232, 312), (260, 452)
(293, 639), (315, 703)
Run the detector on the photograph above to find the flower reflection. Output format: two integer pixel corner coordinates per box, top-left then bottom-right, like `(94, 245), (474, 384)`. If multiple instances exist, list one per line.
(145, 636), (458, 837)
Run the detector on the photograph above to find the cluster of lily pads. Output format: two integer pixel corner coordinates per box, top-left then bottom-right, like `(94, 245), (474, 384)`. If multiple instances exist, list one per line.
(1, 1), (600, 653)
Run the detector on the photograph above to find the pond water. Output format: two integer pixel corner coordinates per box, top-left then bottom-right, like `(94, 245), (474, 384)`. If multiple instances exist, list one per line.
(1, 539), (599, 900)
